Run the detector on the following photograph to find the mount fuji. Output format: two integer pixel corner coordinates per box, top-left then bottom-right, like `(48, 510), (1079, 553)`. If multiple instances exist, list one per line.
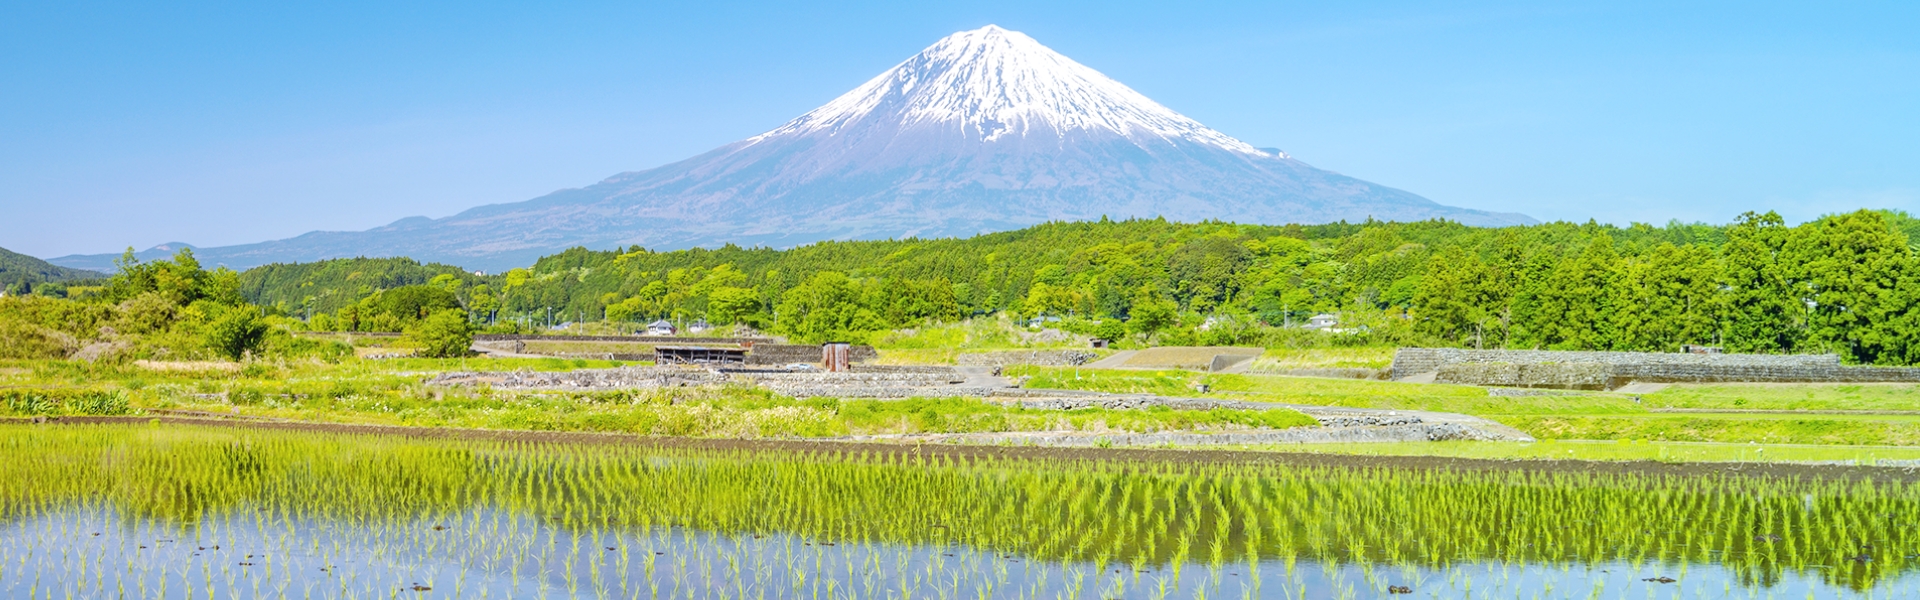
(53, 25), (1532, 273)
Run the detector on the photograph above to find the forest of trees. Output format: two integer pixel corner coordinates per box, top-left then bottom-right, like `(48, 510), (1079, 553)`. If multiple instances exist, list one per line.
(244, 210), (1920, 364)
(0, 246), (104, 297)
(238, 257), (483, 317)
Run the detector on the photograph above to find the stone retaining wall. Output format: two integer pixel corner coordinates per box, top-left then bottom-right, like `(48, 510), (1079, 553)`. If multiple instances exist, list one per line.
(475, 334), (774, 345)
(956, 350), (1097, 367)
(1436, 363), (1613, 390)
(1398, 347), (1920, 388)
(426, 366), (727, 390)
(745, 344), (877, 365)
(1392, 348), (1838, 379)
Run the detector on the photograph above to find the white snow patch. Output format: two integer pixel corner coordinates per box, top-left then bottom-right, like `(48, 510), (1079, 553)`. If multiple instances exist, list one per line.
(745, 25), (1272, 156)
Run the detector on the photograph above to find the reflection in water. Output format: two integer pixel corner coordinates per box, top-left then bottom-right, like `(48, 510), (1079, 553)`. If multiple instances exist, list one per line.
(0, 424), (1915, 598)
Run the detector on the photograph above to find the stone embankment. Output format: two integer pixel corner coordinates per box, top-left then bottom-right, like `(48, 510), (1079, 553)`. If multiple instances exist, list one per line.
(474, 334), (776, 345)
(956, 350), (1098, 367)
(426, 366), (729, 390)
(745, 344), (877, 365)
(427, 365), (979, 397)
(1393, 347), (1920, 389)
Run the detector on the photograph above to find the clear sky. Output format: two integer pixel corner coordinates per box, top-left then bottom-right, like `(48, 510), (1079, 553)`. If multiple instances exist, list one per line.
(3, 1), (1917, 258)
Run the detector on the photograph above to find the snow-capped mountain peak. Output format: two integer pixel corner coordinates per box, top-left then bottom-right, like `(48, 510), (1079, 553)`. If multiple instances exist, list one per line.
(749, 25), (1277, 156)
(56, 25), (1534, 273)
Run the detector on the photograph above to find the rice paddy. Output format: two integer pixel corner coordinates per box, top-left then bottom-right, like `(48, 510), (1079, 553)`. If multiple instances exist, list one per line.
(4, 423), (1917, 599)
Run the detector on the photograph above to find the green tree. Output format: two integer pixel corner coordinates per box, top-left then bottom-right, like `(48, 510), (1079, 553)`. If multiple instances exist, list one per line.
(1610, 243), (1720, 352)
(1127, 286), (1178, 336)
(1720, 212), (1803, 353)
(1514, 234), (1617, 350)
(1413, 247), (1488, 345)
(407, 309), (474, 358)
(708, 287), (761, 326)
(203, 308), (268, 361)
(1023, 281), (1079, 317)
(776, 272), (885, 343)
(1786, 210), (1920, 364)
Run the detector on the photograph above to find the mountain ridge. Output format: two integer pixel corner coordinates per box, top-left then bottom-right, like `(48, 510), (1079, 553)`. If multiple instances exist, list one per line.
(51, 25), (1532, 273)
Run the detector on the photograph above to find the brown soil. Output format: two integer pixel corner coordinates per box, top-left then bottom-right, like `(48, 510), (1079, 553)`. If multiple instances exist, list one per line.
(7, 415), (1917, 484)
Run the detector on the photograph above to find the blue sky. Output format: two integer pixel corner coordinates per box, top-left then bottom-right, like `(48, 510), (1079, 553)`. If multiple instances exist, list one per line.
(3, 1), (1917, 258)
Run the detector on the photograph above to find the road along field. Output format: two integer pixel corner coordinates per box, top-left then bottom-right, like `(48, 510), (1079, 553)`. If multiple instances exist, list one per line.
(4, 422), (1916, 599)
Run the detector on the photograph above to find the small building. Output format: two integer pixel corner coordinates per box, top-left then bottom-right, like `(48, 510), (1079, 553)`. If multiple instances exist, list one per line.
(644, 319), (677, 336)
(1305, 313), (1340, 330)
(822, 342), (852, 372)
(686, 319), (712, 334)
(1681, 344), (1724, 355)
(654, 346), (746, 366)
(1089, 338), (1111, 349)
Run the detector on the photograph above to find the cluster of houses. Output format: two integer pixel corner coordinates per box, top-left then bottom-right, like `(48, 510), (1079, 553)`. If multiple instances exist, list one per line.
(643, 319), (711, 336)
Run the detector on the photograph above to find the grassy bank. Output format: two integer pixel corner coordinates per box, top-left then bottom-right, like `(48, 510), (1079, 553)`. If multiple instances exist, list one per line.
(1639, 382), (1920, 411)
(0, 358), (1314, 439)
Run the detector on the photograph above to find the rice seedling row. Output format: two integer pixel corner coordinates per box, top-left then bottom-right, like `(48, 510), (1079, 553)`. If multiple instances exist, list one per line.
(1, 423), (1914, 598)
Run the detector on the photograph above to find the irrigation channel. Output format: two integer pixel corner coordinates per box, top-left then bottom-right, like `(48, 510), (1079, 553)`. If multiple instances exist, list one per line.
(2, 423), (1917, 599)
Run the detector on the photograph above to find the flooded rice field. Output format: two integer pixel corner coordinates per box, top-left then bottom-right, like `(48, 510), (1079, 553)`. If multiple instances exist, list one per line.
(2, 423), (1916, 599)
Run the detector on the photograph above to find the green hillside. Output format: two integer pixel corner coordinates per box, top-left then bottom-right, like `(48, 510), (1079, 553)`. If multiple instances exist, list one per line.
(0, 246), (105, 296)
(237, 257), (484, 317)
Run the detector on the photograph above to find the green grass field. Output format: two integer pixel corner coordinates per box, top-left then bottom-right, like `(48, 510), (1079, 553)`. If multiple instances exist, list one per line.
(1639, 381), (1920, 411)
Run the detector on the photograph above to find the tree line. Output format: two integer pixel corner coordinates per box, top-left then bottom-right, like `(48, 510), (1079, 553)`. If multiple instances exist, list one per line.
(239, 210), (1920, 363)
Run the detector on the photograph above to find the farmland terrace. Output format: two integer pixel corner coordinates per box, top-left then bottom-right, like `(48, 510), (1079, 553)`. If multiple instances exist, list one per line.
(424, 364), (1532, 444)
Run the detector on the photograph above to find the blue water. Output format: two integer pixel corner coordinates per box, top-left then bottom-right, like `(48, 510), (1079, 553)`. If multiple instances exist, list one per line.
(2, 504), (1909, 599)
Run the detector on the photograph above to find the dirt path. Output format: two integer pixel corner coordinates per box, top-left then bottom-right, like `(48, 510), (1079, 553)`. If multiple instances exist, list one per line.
(1081, 351), (1137, 369)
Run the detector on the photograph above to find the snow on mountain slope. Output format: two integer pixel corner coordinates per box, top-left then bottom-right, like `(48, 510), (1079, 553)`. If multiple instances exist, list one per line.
(51, 25), (1532, 273)
(750, 25), (1269, 154)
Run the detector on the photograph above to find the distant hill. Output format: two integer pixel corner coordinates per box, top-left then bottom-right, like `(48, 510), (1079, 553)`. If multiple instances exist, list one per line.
(0, 246), (105, 294)
(43, 242), (197, 274)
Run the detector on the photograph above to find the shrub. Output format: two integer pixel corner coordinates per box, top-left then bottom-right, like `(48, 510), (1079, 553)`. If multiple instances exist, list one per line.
(0, 319), (74, 359)
(261, 332), (352, 362)
(204, 309), (269, 360)
(407, 309), (474, 358)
